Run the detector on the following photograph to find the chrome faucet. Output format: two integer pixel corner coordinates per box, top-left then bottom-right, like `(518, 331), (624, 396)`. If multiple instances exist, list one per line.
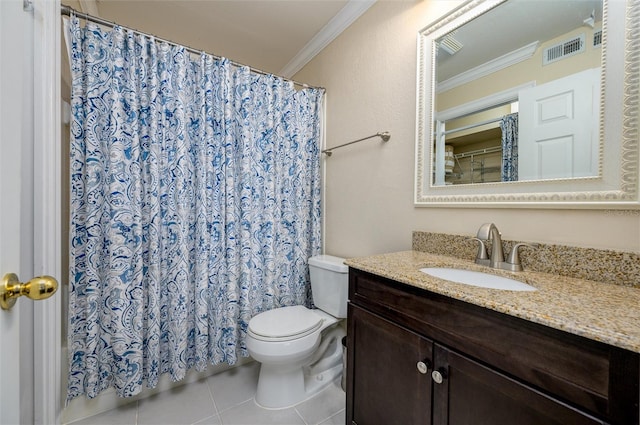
(471, 223), (538, 272)
(476, 223), (504, 268)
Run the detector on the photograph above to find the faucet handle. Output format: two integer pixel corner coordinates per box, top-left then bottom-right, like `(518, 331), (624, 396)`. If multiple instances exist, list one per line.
(468, 237), (490, 265)
(506, 242), (539, 270)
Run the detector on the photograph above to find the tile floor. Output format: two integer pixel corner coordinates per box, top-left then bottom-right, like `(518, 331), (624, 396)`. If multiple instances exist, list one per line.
(67, 361), (346, 425)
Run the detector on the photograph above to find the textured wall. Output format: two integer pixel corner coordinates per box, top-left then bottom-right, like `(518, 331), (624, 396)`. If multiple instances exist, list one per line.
(293, 0), (640, 258)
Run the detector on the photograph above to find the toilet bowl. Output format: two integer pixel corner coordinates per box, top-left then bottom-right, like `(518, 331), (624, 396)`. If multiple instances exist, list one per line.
(246, 255), (348, 409)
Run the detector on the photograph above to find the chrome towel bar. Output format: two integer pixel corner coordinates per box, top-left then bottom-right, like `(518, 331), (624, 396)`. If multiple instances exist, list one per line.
(322, 132), (390, 156)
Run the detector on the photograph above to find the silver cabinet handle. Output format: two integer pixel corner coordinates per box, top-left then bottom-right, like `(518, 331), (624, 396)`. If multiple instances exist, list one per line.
(432, 368), (447, 384)
(416, 360), (431, 374)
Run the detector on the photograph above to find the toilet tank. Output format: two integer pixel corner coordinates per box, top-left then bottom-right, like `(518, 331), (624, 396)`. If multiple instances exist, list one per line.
(308, 255), (349, 319)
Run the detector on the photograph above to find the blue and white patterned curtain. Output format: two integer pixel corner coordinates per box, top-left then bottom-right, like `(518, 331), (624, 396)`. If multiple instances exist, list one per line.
(67, 16), (323, 401)
(500, 113), (518, 182)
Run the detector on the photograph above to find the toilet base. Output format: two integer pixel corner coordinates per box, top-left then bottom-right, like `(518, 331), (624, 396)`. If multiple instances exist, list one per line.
(254, 326), (346, 409)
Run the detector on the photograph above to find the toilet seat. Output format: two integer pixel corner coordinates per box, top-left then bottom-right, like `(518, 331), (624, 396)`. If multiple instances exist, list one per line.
(248, 306), (323, 342)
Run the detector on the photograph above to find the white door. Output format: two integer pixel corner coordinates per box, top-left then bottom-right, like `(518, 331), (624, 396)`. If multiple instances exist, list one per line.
(518, 68), (600, 181)
(1, 0), (61, 424)
(0, 1), (36, 423)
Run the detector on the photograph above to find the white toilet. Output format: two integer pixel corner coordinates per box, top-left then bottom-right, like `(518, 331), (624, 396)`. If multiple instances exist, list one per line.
(246, 255), (348, 409)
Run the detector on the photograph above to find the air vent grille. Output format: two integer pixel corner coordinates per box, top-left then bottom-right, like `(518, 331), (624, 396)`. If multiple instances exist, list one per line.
(543, 34), (585, 65)
(439, 32), (463, 55)
(593, 30), (602, 47)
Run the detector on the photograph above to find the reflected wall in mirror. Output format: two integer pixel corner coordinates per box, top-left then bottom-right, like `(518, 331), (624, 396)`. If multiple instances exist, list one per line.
(415, 0), (640, 208)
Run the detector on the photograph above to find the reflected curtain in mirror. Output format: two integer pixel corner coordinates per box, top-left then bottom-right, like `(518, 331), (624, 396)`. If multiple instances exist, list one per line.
(500, 113), (518, 182)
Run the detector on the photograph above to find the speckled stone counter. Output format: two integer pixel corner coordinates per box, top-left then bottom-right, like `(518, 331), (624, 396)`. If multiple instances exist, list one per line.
(413, 231), (640, 287)
(345, 250), (640, 354)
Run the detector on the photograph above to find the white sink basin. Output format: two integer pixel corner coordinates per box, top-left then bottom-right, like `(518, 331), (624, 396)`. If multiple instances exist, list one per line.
(420, 267), (537, 291)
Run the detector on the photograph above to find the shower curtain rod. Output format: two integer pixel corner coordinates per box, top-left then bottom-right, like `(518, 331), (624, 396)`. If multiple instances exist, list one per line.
(60, 4), (325, 92)
(322, 132), (390, 156)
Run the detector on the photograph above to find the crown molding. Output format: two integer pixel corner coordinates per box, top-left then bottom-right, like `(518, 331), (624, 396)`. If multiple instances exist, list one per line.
(437, 41), (539, 94)
(279, 0), (376, 78)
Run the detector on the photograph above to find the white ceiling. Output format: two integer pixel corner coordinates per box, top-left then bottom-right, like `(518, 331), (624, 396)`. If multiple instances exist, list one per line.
(62, 0), (374, 78)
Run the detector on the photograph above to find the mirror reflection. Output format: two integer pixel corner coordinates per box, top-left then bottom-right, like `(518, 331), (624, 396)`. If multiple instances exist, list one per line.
(432, 0), (603, 186)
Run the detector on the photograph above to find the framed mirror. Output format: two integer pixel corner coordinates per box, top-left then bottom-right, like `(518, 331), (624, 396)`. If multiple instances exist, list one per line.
(414, 0), (639, 208)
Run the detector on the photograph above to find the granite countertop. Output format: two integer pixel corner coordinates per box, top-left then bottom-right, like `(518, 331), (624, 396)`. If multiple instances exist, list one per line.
(345, 250), (640, 354)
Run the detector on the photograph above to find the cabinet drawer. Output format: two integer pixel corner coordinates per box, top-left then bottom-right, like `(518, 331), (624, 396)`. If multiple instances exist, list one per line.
(349, 268), (639, 423)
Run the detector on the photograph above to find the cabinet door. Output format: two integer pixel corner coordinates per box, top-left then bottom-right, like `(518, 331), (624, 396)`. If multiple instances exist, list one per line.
(348, 304), (433, 425)
(432, 344), (606, 425)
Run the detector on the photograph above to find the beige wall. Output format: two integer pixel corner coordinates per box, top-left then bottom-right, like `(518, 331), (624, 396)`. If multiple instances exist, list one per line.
(294, 0), (640, 257)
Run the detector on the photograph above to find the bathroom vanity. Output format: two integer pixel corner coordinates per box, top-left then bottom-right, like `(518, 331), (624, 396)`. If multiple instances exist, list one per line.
(345, 251), (640, 425)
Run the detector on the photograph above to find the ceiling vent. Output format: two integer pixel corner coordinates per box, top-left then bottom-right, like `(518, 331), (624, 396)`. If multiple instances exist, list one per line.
(439, 32), (463, 55)
(593, 30), (602, 47)
(543, 34), (585, 65)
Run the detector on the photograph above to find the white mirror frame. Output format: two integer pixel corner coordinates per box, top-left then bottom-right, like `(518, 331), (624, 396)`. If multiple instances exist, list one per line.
(415, 0), (640, 208)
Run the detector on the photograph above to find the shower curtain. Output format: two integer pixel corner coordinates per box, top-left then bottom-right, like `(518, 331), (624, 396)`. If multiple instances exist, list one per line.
(500, 113), (518, 182)
(66, 16), (323, 401)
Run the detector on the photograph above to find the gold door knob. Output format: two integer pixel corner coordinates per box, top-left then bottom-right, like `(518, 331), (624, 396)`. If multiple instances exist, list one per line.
(1, 273), (58, 310)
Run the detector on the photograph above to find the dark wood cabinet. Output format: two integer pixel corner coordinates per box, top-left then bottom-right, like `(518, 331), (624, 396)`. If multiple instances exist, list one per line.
(432, 343), (604, 425)
(350, 305), (432, 425)
(346, 268), (639, 425)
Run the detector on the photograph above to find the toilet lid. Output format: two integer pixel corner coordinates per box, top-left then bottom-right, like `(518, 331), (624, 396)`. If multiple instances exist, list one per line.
(248, 305), (323, 339)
